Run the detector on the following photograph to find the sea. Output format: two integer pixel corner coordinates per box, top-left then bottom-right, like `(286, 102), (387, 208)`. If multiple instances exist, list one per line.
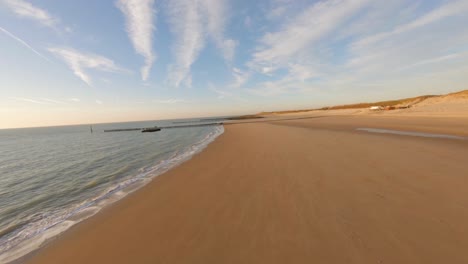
(0, 119), (224, 263)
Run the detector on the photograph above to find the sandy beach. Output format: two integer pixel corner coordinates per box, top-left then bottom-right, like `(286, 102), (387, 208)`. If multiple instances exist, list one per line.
(3, 0), (468, 262)
(25, 114), (468, 264)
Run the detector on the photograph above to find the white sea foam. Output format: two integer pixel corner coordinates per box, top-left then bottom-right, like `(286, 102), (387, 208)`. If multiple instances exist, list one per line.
(0, 221), (75, 264)
(0, 125), (224, 263)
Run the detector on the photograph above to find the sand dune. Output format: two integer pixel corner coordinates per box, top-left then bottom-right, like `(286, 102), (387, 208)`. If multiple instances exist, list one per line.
(260, 90), (468, 118)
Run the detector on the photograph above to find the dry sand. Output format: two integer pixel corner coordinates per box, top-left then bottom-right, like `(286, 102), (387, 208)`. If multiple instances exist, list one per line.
(26, 115), (468, 264)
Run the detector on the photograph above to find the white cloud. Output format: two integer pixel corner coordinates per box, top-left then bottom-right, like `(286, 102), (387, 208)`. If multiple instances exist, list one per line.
(69, 98), (80, 102)
(345, 1), (468, 80)
(101, 78), (111, 84)
(9, 97), (69, 105)
(244, 0), (468, 101)
(244, 16), (252, 29)
(333, 1), (410, 40)
(116, 0), (156, 81)
(1, 0), (58, 28)
(39, 98), (67, 104)
(166, 0), (236, 87)
(267, 5), (288, 20)
(166, 0), (203, 88)
(285, 63), (317, 82)
(200, 0), (237, 62)
(219, 39), (238, 62)
(9, 97), (48, 104)
(64, 26), (73, 33)
(251, 0), (370, 72)
(230, 67), (250, 88)
(264, 0), (298, 21)
(353, 0), (468, 50)
(154, 98), (187, 104)
(210, 86), (232, 99)
(397, 52), (468, 72)
(49, 47), (128, 86)
(244, 0), (371, 97)
(95, 99), (103, 104)
(0, 26), (51, 62)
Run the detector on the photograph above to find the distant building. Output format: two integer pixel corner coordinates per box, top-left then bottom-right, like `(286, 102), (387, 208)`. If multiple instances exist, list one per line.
(369, 106), (384, 110)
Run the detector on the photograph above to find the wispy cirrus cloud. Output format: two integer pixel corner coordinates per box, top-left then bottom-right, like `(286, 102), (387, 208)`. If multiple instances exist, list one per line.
(0, 26), (51, 62)
(251, 0), (370, 74)
(116, 0), (156, 81)
(9, 97), (68, 105)
(242, 0), (371, 97)
(48, 47), (128, 86)
(230, 67), (250, 88)
(209, 86), (232, 99)
(1, 0), (58, 28)
(243, 0), (468, 101)
(9, 97), (47, 105)
(166, 0), (236, 88)
(345, 0), (468, 80)
(396, 52), (468, 72)
(154, 98), (187, 104)
(201, 0), (237, 62)
(39, 98), (67, 104)
(166, 0), (203, 88)
(353, 0), (468, 50)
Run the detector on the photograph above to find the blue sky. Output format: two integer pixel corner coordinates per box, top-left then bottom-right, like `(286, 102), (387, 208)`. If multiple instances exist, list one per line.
(1, 0), (468, 128)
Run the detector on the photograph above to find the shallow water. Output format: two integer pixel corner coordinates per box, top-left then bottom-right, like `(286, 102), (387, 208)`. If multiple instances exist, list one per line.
(0, 120), (223, 263)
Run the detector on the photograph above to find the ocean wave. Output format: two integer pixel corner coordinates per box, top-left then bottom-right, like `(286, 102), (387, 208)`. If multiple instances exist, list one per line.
(0, 125), (224, 263)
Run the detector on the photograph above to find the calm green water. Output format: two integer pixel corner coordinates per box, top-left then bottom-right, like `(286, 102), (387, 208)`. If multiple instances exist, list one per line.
(0, 120), (223, 263)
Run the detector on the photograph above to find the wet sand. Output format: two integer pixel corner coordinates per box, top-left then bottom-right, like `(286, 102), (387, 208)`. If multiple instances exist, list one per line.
(27, 115), (468, 264)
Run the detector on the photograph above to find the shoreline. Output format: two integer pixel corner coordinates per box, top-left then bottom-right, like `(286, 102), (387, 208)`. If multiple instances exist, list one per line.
(21, 114), (468, 263)
(1, 126), (224, 264)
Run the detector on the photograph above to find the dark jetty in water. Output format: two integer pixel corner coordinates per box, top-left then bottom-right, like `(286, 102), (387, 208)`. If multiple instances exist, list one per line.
(104, 122), (223, 133)
(104, 128), (143, 132)
(141, 127), (161, 133)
